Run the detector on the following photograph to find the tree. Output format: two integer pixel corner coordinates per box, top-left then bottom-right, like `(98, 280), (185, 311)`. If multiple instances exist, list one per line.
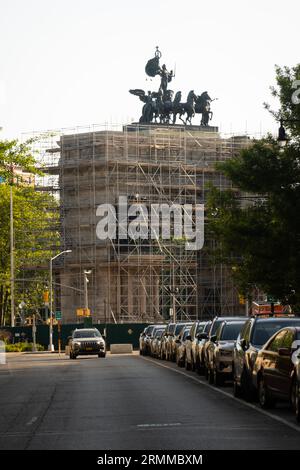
(0, 138), (42, 183)
(0, 138), (59, 325)
(207, 64), (300, 307)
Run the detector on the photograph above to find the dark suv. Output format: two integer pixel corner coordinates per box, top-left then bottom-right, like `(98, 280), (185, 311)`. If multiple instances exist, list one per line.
(69, 328), (106, 359)
(204, 316), (246, 383)
(233, 316), (300, 400)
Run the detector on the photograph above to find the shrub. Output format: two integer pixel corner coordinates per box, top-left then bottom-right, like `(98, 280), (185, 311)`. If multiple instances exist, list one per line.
(0, 330), (12, 343)
(5, 342), (44, 352)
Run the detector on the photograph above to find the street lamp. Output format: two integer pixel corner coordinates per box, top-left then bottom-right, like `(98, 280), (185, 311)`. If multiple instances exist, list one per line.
(83, 269), (92, 310)
(277, 118), (300, 147)
(49, 250), (72, 351)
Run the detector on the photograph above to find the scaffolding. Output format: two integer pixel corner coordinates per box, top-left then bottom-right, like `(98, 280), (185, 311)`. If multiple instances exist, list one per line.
(29, 123), (251, 324)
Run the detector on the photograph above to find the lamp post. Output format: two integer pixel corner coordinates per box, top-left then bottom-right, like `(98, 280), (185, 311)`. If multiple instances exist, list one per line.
(277, 118), (300, 147)
(49, 250), (72, 351)
(83, 269), (92, 310)
(10, 183), (15, 327)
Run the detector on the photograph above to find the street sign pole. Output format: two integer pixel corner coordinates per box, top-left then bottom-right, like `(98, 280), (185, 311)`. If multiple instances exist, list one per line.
(57, 321), (61, 356)
(32, 314), (37, 352)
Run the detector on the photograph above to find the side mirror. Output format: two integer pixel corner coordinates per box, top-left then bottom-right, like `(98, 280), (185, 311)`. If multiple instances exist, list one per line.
(278, 347), (291, 357)
(198, 332), (208, 340)
(102, 335), (106, 340)
(186, 335), (192, 341)
(210, 334), (217, 343)
(67, 336), (72, 342)
(175, 339), (181, 344)
(240, 338), (247, 350)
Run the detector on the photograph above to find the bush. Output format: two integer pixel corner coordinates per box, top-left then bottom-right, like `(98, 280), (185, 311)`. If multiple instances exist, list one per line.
(5, 342), (44, 352)
(0, 330), (12, 343)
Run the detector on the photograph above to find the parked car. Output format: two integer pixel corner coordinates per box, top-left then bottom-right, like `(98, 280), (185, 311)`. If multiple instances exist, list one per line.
(195, 321), (212, 374)
(252, 326), (300, 421)
(69, 328), (106, 359)
(176, 327), (192, 367)
(185, 321), (211, 371)
(160, 323), (176, 360)
(139, 324), (164, 356)
(210, 320), (247, 386)
(233, 316), (300, 401)
(168, 322), (193, 361)
(150, 326), (166, 358)
(204, 316), (246, 383)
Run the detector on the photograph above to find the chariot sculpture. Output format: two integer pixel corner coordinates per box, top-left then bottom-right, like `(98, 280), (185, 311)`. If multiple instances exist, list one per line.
(129, 47), (216, 126)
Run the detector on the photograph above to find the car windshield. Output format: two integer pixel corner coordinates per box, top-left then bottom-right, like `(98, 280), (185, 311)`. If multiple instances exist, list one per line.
(221, 322), (245, 341)
(146, 326), (155, 335)
(154, 329), (165, 337)
(182, 329), (190, 340)
(196, 323), (205, 334)
(73, 330), (101, 338)
(168, 324), (176, 335)
(252, 318), (300, 346)
(175, 324), (185, 335)
(211, 320), (223, 336)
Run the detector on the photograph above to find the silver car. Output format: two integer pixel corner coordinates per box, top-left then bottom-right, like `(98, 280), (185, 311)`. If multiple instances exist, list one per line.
(150, 327), (166, 357)
(69, 328), (106, 359)
(176, 327), (192, 367)
(211, 320), (247, 386)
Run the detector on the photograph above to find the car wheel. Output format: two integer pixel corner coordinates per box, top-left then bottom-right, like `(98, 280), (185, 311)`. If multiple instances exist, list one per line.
(213, 367), (223, 387)
(233, 376), (242, 398)
(296, 379), (300, 423)
(258, 375), (276, 409)
(291, 377), (300, 423)
(208, 366), (214, 384)
(241, 369), (256, 402)
(185, 356), (191, 371)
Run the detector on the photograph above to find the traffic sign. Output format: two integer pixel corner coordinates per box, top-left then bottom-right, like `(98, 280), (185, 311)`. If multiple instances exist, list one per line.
(267, 295), (277, 303)
(55, 311), (62, 320)
(76, 308), (91, 317)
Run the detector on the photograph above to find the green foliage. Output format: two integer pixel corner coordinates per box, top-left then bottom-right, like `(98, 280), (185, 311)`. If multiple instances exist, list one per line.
(207, 64), (300, 306)
(5, 342), (44, 352)
(0, 138), (42, 183)
(0, 138), (60, 325)
(264, 64), (300, 140)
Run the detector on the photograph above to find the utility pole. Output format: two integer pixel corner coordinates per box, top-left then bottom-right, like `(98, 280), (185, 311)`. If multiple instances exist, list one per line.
(49, 250), (72, 352)
(10, 184), (15, 327)
(32, 314), (36, 352)
(83, 269), (92, 310)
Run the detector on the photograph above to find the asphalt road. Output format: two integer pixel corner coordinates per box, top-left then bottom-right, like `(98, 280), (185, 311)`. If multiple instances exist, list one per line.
(0, 352), (300, 450)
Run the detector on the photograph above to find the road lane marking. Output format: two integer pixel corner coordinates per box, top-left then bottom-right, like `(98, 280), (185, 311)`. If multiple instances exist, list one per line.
(141, 356), (300, 433)
(137, 423), (182, 428)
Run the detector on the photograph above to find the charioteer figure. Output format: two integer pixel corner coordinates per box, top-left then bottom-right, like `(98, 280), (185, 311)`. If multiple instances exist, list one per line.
(158, 64), (175, 97)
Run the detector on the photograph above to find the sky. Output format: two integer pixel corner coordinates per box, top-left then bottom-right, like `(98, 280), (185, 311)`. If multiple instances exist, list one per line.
(0, 0), (299, 139)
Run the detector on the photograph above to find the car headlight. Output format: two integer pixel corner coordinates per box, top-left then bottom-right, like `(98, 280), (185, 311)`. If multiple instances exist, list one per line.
(74, 341), (81, 347)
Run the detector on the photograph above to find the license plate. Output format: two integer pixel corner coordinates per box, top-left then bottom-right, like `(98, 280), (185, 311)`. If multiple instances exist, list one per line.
(86, 347), (93, 351)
